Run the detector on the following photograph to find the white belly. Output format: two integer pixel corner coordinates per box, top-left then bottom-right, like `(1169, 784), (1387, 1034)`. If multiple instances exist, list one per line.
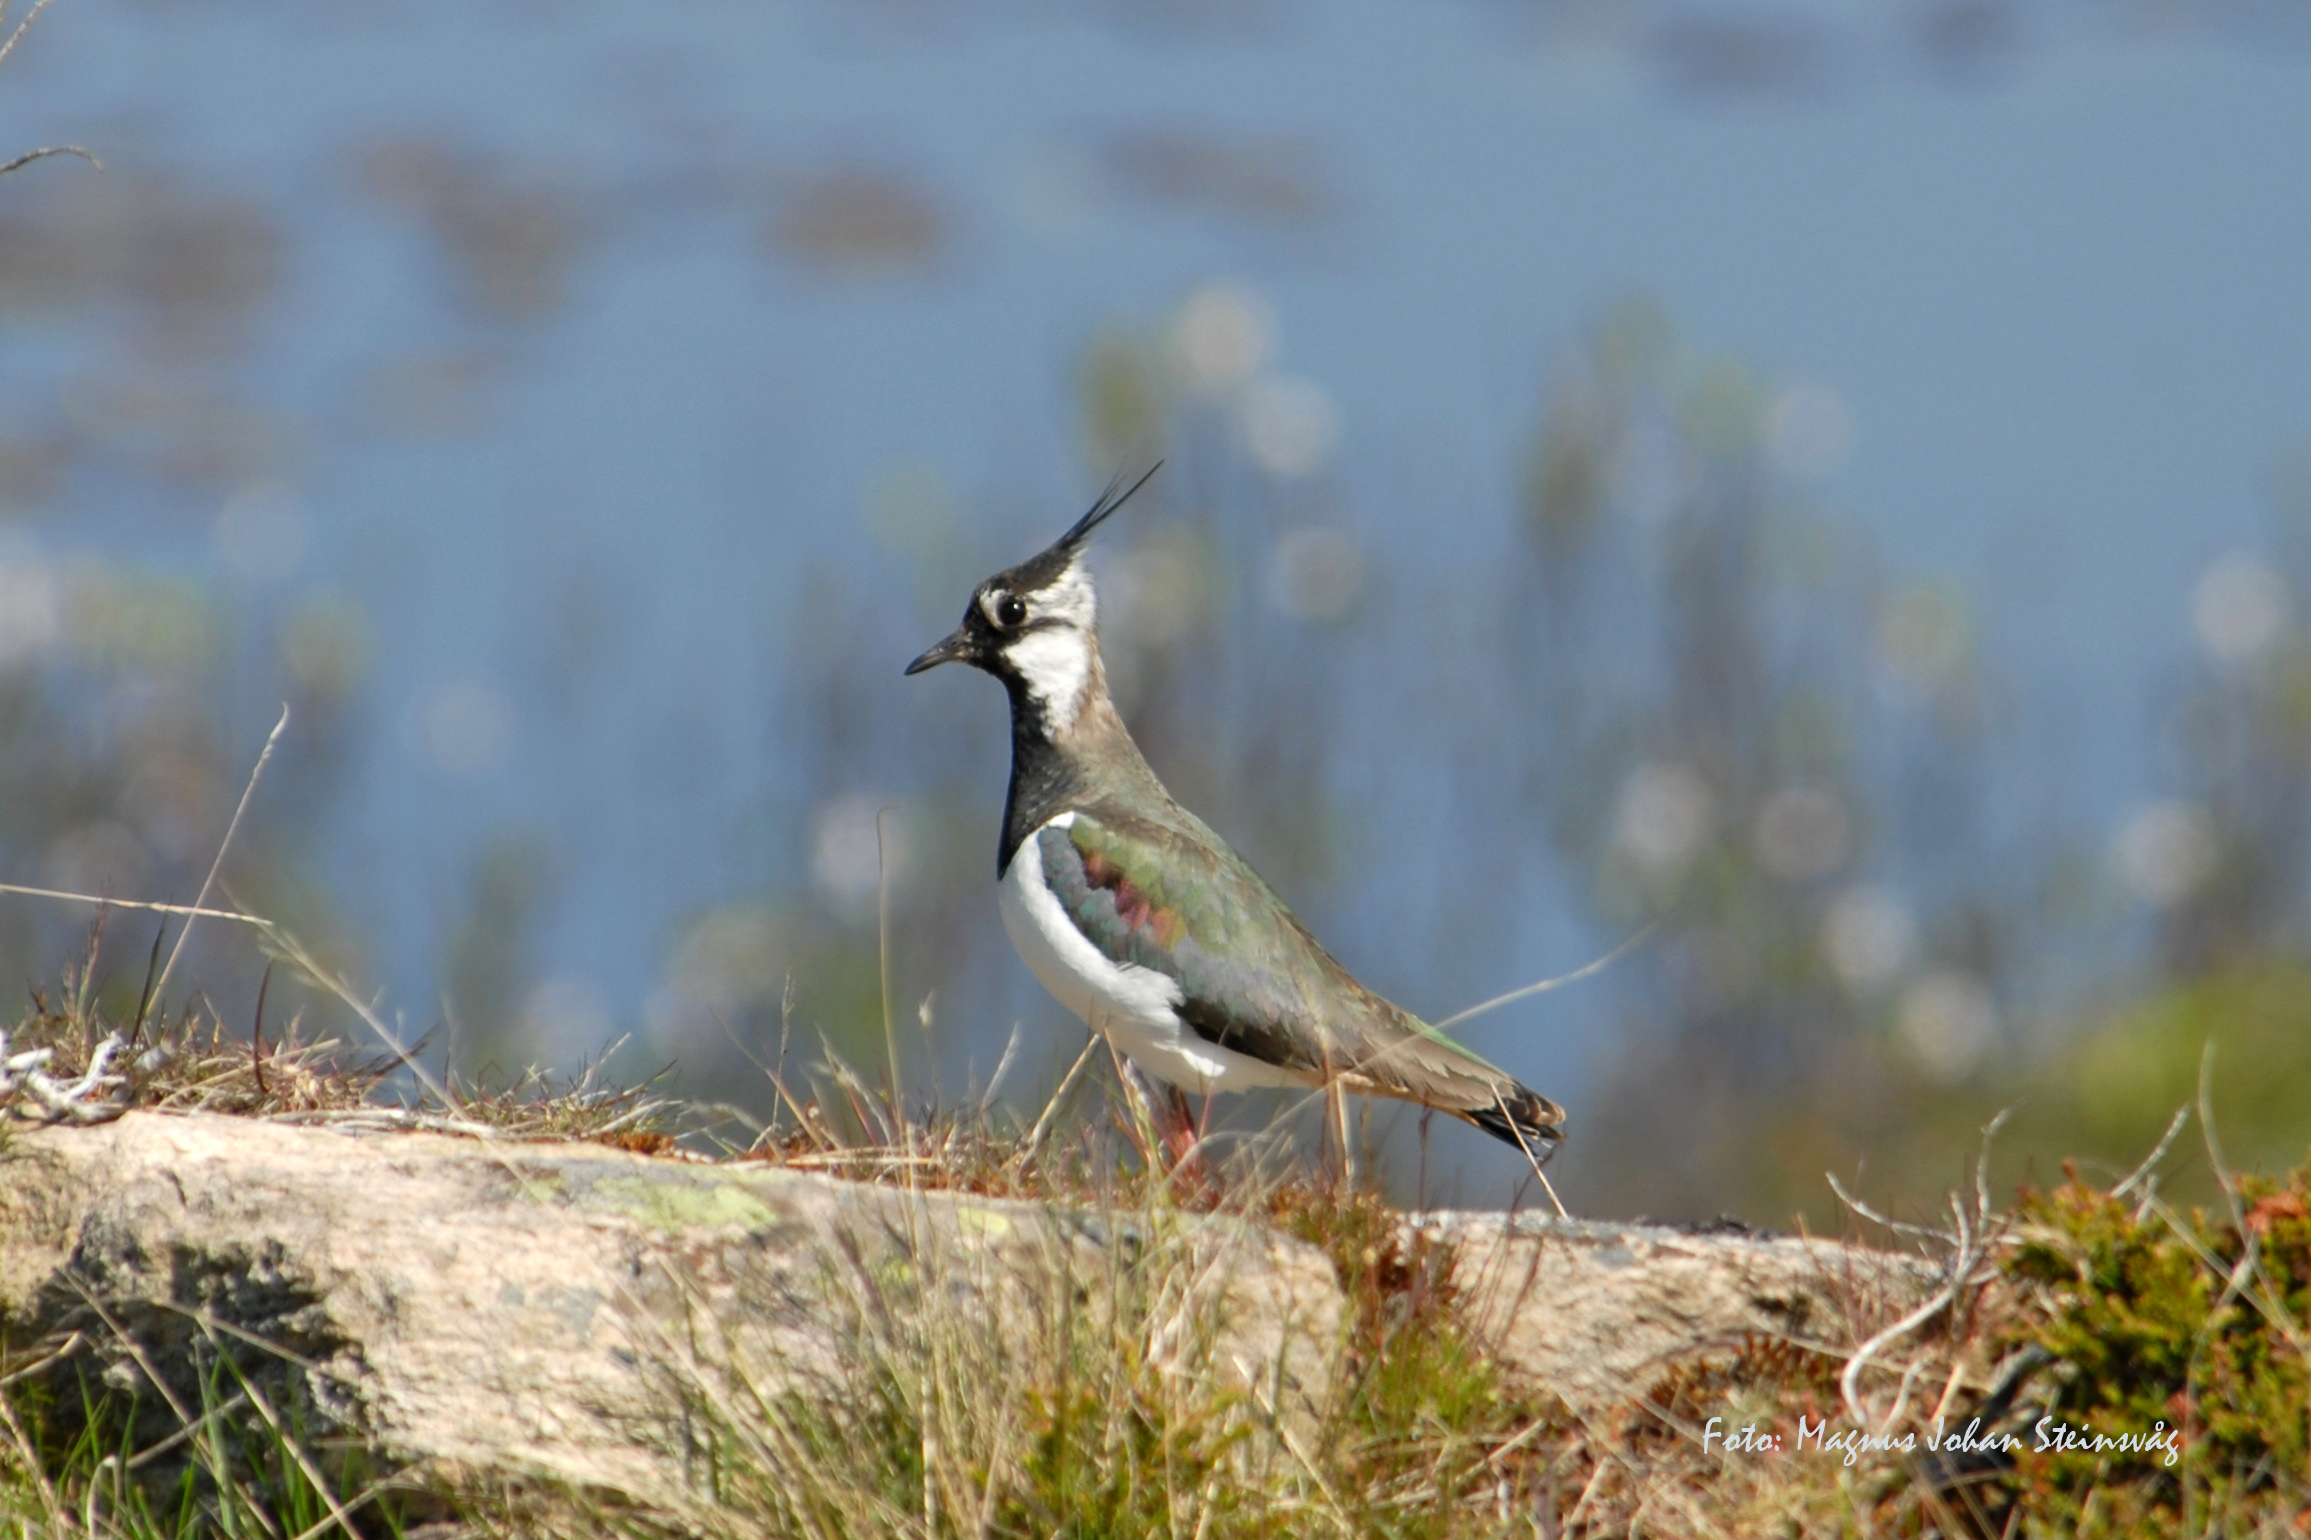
(998, 814), (1311, 1094)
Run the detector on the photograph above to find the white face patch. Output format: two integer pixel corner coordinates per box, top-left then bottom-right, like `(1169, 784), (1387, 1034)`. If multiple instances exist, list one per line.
(999, 559), (1098, 733)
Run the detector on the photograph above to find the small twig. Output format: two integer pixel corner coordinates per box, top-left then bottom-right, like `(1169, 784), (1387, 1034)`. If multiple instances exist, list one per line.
(1430, 923), (1656, 1033)
(1826, 1170), (1958, 1245)
(1017, 1033), (1101, 1168)
(156, 1303), (359, 1387)
(1878, 1352), (1932, 1432)
(0, 1329), (86, 1390)
(1928, 1357), (1971, 1421)
(587, 1101), (675, 1139)
(156, 707), (289, 1008)
(2185, 1042), (2297, 1337)
(821, 1041), (898, 1147)
(2195, 1041), (2249, 1238)
(251, 960), (274, 1097)
(286, 1474), (410, 1540)
(773, 1150), (948, 1170)
(65, 1276), (195, 1428)
(875, 806), (903, 1120)
(200, 1322), (364, 1540)
(1492, 1084), (1568, 1218)
(0, 884), (268, 926)
(260, 1107), (505, 1138)
(130, 920), (166, 1051)
(0, 0), (58, 71)
(2112, 1102), (2192, 1205)
(0, 1375), (63, 1518)
(977, 1020), (1024, 1118)
(1483, 1411), (1558, 1470)
(1975, 1105), (2014, 1228)
(0, 142), (99, 177)
(1840, 1110), (2012, 1431)
(123, 1391), (251, 1472)
(1841, 1267), (1970, 1435)
(3, 1029), (131, 1123)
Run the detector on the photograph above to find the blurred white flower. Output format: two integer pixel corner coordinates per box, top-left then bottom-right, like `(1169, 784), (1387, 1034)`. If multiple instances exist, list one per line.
(1269, 526), (1365, 623)
(1693, 922), (1758, 997)
(523, 975), (614, 1047)
(812, 792), (903, 915)
(1617, 416), (1683, 528)
(1876, 584), (1971, 693)
(669, 905), (785, 1017)
(1898, 969), (1998, 1081)
(1615, 762), (1713, 878)
(1169, 283), (1272, 394)
(2112, 800), (2217, 907)
(213, 481), (309, 586)
(0, 543), (58, 665)
(421, 679), (513, 777)
(1103, 526), (1211, 649)
(1753, 786), (1849, 881)
(2191, 552), (2288, 667)
(1238, 376), (1339, 479)
(1765, 383), (1853, 482)
(1821, 884), (1916, 988)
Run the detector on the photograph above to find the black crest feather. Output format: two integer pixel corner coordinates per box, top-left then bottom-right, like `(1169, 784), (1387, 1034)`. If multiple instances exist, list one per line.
(1059, 462), (1162, 551)
(1003, 462), (1163, 594)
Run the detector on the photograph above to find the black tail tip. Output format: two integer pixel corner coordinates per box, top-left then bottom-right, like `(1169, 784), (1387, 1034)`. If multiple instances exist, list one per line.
(1464, 1088), (1566, 1161)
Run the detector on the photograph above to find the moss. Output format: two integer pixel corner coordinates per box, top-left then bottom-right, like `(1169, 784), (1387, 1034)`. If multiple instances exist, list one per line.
(1997, 1160), (2311, 1535)
(568, 1171), (782, 1233)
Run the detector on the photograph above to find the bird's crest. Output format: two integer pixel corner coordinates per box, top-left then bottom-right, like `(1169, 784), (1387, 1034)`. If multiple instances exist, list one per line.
(1000, 462), (1163, 599)
(1056, 462), (1162, 554)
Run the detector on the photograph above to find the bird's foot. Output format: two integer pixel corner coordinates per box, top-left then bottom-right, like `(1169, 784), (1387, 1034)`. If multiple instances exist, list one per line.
(1158, 1084), (1199, 1167)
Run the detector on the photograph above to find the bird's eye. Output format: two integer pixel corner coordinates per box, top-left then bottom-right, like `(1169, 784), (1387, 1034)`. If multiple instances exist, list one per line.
(995, 593), (1028, 628)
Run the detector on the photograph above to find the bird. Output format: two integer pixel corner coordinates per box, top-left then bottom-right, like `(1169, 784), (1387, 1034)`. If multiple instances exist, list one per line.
(903, 468), (1566, 1163)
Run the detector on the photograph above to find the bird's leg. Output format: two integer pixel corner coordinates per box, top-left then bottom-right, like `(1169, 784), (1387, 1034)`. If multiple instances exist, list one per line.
(1492, 1085), (1570, 1219)
(1161, 1084), (1199, 1169)
(1418, 1109), (1434, 1211)
(1109, 1051), (1197, 1171)
(1108, 1047), (1164, 1157)
(1324, 1079), (1358, 1191)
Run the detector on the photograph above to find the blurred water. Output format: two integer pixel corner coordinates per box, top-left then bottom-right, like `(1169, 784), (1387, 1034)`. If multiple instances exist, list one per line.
(0, 0), (2306, 1188)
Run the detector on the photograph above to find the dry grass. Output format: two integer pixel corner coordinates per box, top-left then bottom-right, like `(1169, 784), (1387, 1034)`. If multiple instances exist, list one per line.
(2, 930), (2306, 1537)
(0, 920), (693, 1147)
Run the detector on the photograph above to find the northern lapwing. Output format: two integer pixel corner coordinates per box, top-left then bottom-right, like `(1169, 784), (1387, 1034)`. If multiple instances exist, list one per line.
(904, 469), (1566, 1164)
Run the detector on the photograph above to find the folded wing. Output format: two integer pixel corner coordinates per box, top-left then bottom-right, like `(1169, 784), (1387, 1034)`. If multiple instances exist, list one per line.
(1035, 807), (1565, 1148)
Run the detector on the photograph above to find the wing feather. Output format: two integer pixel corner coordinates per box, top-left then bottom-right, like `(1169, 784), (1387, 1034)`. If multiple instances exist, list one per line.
(1036, 805), (1567, 1148)
(1036, 811), (1322, 1071)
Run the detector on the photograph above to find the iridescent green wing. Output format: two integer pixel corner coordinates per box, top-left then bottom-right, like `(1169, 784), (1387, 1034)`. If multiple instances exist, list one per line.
(1034, 806), (1552, 1139)
(1033, 808), (1327, 1071)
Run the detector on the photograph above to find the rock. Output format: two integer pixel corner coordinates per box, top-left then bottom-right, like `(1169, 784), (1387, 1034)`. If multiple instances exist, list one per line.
(0, 1113), (1340, 1506)
(0, 1114), (1942, 1506)
(1404, 1211), (1943, 1410)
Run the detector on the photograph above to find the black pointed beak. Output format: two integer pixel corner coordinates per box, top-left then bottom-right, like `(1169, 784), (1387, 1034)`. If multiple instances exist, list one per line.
(904, 627), (975, 676)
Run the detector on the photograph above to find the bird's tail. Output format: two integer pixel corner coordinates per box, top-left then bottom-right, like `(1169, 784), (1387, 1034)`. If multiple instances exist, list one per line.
(1461, 1081), (1566, 1162)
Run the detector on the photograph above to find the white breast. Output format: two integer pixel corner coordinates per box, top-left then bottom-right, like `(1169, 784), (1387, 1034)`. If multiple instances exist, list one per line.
(998, 813), (1312, 1093)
